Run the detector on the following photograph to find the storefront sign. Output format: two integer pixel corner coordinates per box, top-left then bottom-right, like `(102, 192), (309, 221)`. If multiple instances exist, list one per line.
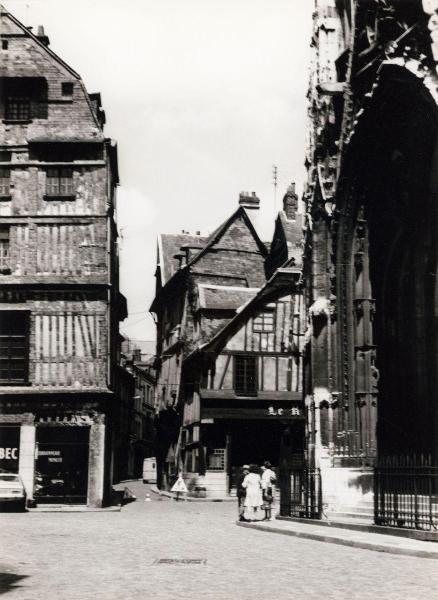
(267, 406), (302, 417)
(37, 415), (93, 425)
(0, 426), (20, 472)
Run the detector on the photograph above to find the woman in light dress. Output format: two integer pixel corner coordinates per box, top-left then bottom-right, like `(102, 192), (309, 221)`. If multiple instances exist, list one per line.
(242, 464), (263, 519)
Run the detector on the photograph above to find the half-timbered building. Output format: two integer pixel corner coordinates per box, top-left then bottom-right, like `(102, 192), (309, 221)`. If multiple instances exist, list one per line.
(151, 193), (268, 490)
(151, 187), (305, 498)
(0, 6), (127, 507)
(182, 268), (304, 498)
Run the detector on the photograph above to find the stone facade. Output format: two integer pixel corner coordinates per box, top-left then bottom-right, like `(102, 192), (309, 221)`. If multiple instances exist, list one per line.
(302, 0), (438, 516)
(0, 6), (127, 507)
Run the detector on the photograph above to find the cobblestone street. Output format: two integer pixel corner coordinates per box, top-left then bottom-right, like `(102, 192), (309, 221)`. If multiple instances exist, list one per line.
(1, 481), (437, 600)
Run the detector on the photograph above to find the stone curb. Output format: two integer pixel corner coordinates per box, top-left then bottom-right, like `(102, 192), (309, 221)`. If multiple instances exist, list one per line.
(277, 516), (438, 543)
(27, 506), (121, 513)
(236, 521), (438, 559)
(149, 486), (235, 502)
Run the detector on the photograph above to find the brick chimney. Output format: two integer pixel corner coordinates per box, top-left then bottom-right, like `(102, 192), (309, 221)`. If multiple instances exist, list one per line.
(239, 191), (260, 232)
(283, 183), (298, 220)
(36, 25), (50, 47)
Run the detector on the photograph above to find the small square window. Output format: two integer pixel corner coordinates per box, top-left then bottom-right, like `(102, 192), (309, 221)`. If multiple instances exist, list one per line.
(62, 82), (74, 96)
(45, 167), (74, 197)
(5, 96), (30, 121)
(253, 310), (275, 333)
(2, 40), (8, 50)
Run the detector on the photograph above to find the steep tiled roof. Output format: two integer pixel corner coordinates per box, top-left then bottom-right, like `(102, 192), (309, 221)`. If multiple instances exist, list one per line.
(265, 211), (303, 278)
(158, 233), (206, 284)
(197, 284), (259, 311)
(279, 212), (303, 263)
(186, 206), (267, 270)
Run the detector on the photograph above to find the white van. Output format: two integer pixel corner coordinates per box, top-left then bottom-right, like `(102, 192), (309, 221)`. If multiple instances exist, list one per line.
(142, 457), (157, 484)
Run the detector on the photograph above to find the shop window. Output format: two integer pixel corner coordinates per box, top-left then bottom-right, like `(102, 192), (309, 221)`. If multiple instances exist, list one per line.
(45, 167), (74, 198)
(0, 227), (10, 273)
(234, 355), (257, 395)
(0, 168), (10, 196)
(253, 310), (274, 333)
(0, 311), (29, 385)
(5, 96), (30, 121)
(207, 448), (225, 471)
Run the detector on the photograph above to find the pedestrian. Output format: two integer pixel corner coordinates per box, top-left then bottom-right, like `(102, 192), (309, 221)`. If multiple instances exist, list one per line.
(261, 461), (277, 521)
(236, 465), (250, 522)
(242, 464), (263, 520)
(171, 471), (188, 501)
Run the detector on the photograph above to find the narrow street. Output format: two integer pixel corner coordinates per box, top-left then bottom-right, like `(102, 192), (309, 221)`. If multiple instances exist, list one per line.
(1, 481), (437, 600)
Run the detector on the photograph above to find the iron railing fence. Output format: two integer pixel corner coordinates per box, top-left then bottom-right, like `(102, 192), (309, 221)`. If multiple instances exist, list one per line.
(374, 456), (438, 531)
(280, 468), (322, 519)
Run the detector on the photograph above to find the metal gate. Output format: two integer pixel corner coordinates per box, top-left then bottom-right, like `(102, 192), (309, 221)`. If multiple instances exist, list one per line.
(280, 468), (321, 519)
(374, 456), (438, 531)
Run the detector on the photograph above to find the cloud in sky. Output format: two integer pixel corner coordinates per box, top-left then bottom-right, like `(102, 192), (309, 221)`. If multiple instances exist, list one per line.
(5, 0), (313, 345)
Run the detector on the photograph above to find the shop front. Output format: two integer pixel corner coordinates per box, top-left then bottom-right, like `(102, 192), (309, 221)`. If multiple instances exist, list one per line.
(182, 398), (305, 498)
(35, 426), (90, 504)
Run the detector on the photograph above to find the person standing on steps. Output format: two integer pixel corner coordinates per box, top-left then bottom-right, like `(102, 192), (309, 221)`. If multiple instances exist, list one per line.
(236, 465), (250, 522)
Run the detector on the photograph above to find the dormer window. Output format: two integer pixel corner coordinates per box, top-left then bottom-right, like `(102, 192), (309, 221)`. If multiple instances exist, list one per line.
(62, 82), (74, 96)
(1, 77), (48, 122)
(5, 96), (30, 121)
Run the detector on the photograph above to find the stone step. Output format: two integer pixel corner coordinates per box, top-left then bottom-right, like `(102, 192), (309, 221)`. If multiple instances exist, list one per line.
(326, 511), (373, 522)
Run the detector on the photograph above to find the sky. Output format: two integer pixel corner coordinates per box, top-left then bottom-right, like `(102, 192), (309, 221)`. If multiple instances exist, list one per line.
(4, 0), (313, 352)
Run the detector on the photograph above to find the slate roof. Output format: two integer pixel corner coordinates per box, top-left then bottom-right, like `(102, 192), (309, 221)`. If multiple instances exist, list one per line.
(157, 205), (267, 288)
(197, 284), (259, 311)
(158, 233), (207, 285)
(279, 212), (304, 263)
(265, 211), (304, 278)
(185, 205), (267, 269)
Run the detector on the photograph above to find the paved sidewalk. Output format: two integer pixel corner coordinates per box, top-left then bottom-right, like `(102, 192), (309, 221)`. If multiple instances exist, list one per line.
(2, 481), (438, 600)
(237, 518), (438, 559)
(150, 485), (235, 502)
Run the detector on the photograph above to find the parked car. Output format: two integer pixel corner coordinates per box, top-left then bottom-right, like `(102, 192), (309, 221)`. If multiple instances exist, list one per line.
(0, 473), (27, 511)
(142, 457), (157, 484)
